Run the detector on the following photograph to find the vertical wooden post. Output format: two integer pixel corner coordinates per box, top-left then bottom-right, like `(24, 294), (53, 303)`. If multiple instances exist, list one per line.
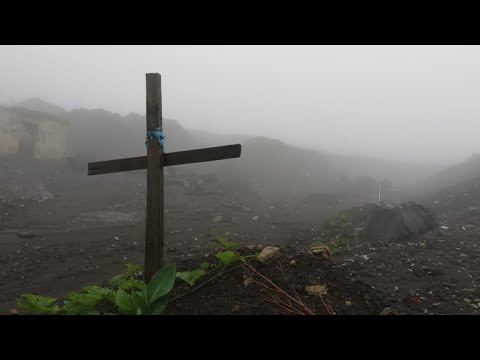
(145, 73), (164, 282)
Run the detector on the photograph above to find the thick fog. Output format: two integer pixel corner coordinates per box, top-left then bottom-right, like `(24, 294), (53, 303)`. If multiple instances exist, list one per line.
(2, 45), (480, 165)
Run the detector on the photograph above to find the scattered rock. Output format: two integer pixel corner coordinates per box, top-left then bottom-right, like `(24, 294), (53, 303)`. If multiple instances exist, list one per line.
(345, 300), (352, 307)
(380, 307), (397, 315)
(309, 245), (331, 259)
(305, 285), (328, 296)
(232, 304), (240, 312)
(9, 309), (18, 315)
(246, 245), (256, 250)
(256, 244), (264, 250)
(289, 260), (297, 266)
(257, 246), (281, 264)
(243, 277), (253, 287)
(360, 202), (436, 245)
(252, 216), (260, 221)
(213, 215), (224, 223)
(17, 232), (34, 239)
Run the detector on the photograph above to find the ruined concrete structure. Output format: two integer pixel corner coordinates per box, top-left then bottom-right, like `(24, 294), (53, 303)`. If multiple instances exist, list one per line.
(0, 106), (69, 160)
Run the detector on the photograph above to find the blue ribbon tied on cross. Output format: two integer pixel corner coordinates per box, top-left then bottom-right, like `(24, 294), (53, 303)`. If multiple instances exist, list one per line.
(145, 127), (165, 152)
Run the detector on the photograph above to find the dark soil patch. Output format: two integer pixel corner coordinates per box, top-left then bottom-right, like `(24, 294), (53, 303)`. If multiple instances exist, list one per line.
(167, 246), (387, 315)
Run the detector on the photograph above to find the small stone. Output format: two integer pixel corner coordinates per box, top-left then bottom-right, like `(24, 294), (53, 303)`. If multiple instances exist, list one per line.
(257, 246), (281, 264)
(309, 245), (331, 259)
(17, 232), (34, 239)
(213, 215), (224, 223)
(289, 260), (296, 266)
(464, 298), (471, 303)
(256, 244), (264, 250)
(9, 309), (18, 315)
(246, 245), (256, 250)
(305, 285), (327, 296)
(252, 216), (260, 221)
(345, 300), (352, 307)
(380, 307), (396, 315)
(232, 304), (240, 312)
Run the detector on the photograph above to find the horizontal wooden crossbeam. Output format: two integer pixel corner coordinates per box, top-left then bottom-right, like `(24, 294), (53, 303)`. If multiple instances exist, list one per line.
(88, 144), (242, 176)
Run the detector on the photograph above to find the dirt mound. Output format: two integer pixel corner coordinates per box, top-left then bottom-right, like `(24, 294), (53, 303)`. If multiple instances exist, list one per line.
(359, 202), (437, 245)
(167, 246), (387, 315)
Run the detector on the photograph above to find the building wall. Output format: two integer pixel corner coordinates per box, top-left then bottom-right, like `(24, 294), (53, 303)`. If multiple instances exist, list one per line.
(0, 111), (19, 156)
(0, 109), (68, 160)
(33, 120), (68, 160)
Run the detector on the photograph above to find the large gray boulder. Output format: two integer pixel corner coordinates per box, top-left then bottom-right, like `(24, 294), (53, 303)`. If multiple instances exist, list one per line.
(360, 202), (436, 245)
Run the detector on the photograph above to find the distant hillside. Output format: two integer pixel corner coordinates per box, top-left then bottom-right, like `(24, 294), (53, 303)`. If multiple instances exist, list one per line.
(420, 154), (480, 194)
(14, 98), (445, 201)
(189, 129), (254, 147)
(65, 109), (200, 161)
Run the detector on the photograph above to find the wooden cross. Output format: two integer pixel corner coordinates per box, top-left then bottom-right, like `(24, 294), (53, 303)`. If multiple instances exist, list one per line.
(87, 73), (241, 281)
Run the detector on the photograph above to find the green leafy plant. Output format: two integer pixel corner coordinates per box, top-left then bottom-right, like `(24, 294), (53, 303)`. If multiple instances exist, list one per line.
(176, 269), (206, 286)
(200, 262), (210, 271)
(216, 250), (242, 266)
(16, 294), (60, 315)
(313, 214), (353, 255)
(109, 263), (144, 289)
(215, 237), (238, 250)
(176, 261), (212, 287)
(115, 263), (176, 315)
(16, 263), (175, 315)
(63, 286), (116, 315)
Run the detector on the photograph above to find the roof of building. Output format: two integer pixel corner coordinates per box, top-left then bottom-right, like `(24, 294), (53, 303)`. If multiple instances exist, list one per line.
(0, 106), (69, 125)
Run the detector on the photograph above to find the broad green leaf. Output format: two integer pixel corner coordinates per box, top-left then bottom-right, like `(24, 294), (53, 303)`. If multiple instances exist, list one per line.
(215, 251), (240, 266)
(131, 292), (149, 315)
(176, 269), (206, 286)
(146, 263), (176, 305)
(215, 237), (238, 250)
(116, 289), (136, 315)
(151, 296), (169, 315)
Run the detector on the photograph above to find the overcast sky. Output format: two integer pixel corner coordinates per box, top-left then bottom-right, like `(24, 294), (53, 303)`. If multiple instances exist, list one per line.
(1, 45), (480, 165)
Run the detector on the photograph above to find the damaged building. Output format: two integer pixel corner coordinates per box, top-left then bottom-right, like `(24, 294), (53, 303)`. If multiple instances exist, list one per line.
(0, 106), (69, 160)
